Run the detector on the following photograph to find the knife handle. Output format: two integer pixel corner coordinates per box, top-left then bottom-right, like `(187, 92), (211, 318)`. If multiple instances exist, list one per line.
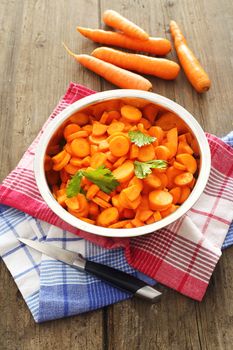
(84, 260), (161, 303)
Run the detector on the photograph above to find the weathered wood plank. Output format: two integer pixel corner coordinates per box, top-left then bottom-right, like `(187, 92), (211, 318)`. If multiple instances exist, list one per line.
(0, 1), (103, 349)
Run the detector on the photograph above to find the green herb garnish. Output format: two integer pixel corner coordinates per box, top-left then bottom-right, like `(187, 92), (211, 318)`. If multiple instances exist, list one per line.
(66, 166), (119, 197)
(134, 160), (168, 179)
(128, 130), (156, 147)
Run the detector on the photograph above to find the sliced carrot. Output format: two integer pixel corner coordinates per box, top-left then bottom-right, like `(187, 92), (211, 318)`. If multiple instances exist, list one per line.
(178, 186), (191, 204)
(89, 134), (107, 145)
(178, 134), (187, 143)
(86, 184), (100, 200)
(173, 161), (186, 171)
(96, 191), (111, 202)
(107, 131), (128, 142)
(89, 201), (100, 217)
(165, 127), (178, 158)
(70, 112), (89, 126)
(177, 141), (194, 155)
(148, 126), (164, 144)
(137, 123), (145, 133)
(160, 204), (178, 218)
(129, 144), (139, 159)
(176, 153), (197, 174)
(107, 110), (121, 123)
(106, 152), (118, 163)
(125, 223), (133, 228)
(98, 140), (109, 152)
(174, 172), (193, 186)
(82, 124), (93, 135)
(79, 217), (95, 225)
(64, 124), (81, 140)
(107, 121), (125, 135)
(111, 194), (124, 212)
(90, 152), (107, 168)
(65, 196), (80, 211)
(57, 194), (67, 208)
(92, 197), (111, 209)
(99, 111), (109, 124)
(138, 210), (153, 222)
(71, 138), (90, 158)
(53, 153), (71, 171)
(67, 130), (89, 142)
(109, 220), (131, 228)
(123, 185), (141, 202)
(82, 156), (91, 167)
(121, 105), (142, 123)
(59, 169), (70, 183)
(64, 143), (73, 155)
(52, 150), (67, 164)
(154, 145), (170, 161)
(112, 156), (127, 169)
(128, 176), (143, 191)
(153, 211), (162, 222)
(64, 163), (80, 175)
(144, 173), (162, 189)
(190, 138), (199, 155)
(140, 118), (152, 130)
(97, 207), (119, 227)
(149, 190), (173, 211)
(92, 122), (108, 136)
(188, 177), (196, 189)
(169, 187), (182, 204)
(131, 218), (144, 227)
(69, 158), (83, 167)
(137, 144), (155, 162)
(112, 161), (134, 183)
(109, 135), (130, 157)
(166, 166), (184, 189)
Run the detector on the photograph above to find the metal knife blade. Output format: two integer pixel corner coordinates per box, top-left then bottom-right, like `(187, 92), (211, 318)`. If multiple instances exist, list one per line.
(18, 238), (85, 267)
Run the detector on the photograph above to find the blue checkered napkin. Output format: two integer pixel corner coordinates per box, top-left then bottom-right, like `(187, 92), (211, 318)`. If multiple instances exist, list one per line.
(0, 205), (152, 322)
(0, 132), (233, 322)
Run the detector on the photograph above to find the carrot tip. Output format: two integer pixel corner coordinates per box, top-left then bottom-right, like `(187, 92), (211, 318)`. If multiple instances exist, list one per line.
(62, 42), (77, 58)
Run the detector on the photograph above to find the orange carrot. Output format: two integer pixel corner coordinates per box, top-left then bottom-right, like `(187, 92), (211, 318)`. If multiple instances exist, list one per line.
(67, 130), (89, 142)
(148, 126), (164, 144)
(112, 161), (134, 183)
(90, 152), (107, 168)
(63, 44), (152, 91)
(112, 156), (127, 169)
(178, 186), (191, 204)
(92, 122), (108, 136)
(53, 153), (71, 171)
(123, 185), (141, 202)
(137, 144), (155, 162)
(154, 145), (170, 161)
(149, 190), (173, 211)
(143, 104), (159, 123)
(129, 144), (139, 159)
(169, 187), (181, 204)
(77, 27), (171, 55)
(155, 112), (187, 134)
(89, 201), (100, 217)
(92, 47), (180, 80)
(71, 138), (90, 158)
(103, 10), (149, 41)
(144, 174), (162, 189)
(64, 124), (80, 140)
(176, 153), (197, 174)
(121, 105), (142, 123)
(70, 112), (89, 126)
(174, 172), (193, 186)
(109, 135), (130, 157)
(170, 20), (211, 93)
(107, 121), (125, 135)
(97, 207), (119, 227)
(64, 163), (80, 175)
(86, 184), (100, 200)
(96, 191), (111, 203)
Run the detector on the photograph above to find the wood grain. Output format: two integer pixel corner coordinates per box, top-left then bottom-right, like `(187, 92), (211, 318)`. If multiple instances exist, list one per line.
(0, 0), (233, 349)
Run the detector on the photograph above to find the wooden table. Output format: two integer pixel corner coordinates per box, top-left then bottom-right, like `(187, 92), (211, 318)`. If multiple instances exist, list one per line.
(1, 0), (233, 349)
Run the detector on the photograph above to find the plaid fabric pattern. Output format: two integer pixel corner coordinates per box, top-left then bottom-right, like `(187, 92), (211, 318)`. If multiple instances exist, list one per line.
(0, 83), (233, 322)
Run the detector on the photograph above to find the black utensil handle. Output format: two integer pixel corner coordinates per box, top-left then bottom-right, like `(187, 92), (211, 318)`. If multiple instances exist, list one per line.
(85, 260), (147, 294)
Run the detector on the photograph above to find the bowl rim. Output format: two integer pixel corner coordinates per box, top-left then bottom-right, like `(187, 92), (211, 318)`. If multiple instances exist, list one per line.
(34, 89), (211, 238)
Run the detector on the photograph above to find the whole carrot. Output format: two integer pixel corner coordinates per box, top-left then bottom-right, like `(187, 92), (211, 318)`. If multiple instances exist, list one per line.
(92, 47), (180, 80)
(63, 44), (152, 91)
(77, 27), (171, 56)
(103, 9), (149, 41)
(170, 20), (211, 93)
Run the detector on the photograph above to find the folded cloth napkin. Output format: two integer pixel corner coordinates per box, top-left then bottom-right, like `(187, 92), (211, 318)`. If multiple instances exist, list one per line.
(1, 83), (233, 322)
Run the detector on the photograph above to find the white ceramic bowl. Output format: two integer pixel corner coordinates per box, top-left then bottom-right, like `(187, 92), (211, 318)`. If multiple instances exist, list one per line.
(34, 90), (211, 238)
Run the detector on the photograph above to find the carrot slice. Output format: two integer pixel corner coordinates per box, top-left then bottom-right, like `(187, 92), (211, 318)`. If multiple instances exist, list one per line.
(64, 163), (80, 175)
(149, 190), (173, 211)
(155, 112), (187, 134)
(69, 112), (89, 126)
(123, 185), (141, 202)
(79, 217), (95, 225)
(92, 122), (108, 136)
(89, 134), (107, 145)
(176, 154), (197, 174)
(109, 220), (131, 228)
(107, 110), (121, 123)
(109, 135), (130, 157)
(59, 169), (70, 183)
(52, 150), (67, 164)
(90, 152), (107, 168)
(107, 122), (125, 135)
(65, 196), (80, 211)
(53, 153), (71, 171)
(69, 158), (83, 167)
(123, 208), (135, 219)
(92, 197), (111, 209)
(166, 166), (184, 189)
(169, 187), (182, 204)
(121, 105), (142, 123)
(177, 141), (194, 155)
(154, 145), (170, 161)
(173, 161), (186, 171)
(148, 126), (164, 144)
(90, 145), (98, 155)
(82, 124), (93, 135)
(97, 207), (119, 227)
(160, 204), (178, 218)
(137, 144), (155, 162)
(112, 161), (134, 183)
(64, 143), (73, 155)
(106, 152), (118, 163)
(107, 131), (128, 142)
(144, 174), (162, 189)
(89, 201), (100, 217)
(174, 172), (193, 186)
(71, 138), (90, 158)
(98, 140), (109, 152)
(112, 156), (127, 169)
(190, 138), (199, 155)
(178, 186), (191, 203)
(64, 124), (81, 140)
(96, 191), (111, 202)
(165, 127), (178, 158)
(128, 176), (143, 191)
(67, 130), (89, 142)
(139, 118), (152, 130)
(138, 210), (154, 222)
(129, 144), (139, 159)
(131, 218), (144, 227)
(86, 184), (100, 200)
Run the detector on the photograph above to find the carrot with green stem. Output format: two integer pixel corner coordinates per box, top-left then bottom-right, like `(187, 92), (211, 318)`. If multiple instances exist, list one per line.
(170, 20), (211, 93)
(92, 47), (180, 80)
(77, 27), (171, 56)
(103, 9), (149, 41)
(63, 43), (152, 91)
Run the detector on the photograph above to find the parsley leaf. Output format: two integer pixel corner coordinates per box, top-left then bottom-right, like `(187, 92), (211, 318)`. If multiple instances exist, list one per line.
(83, 166), (119, 194)
(128, 130), (156, 147)
(66, 171), (83, 198)
(134, 160), (168, 179)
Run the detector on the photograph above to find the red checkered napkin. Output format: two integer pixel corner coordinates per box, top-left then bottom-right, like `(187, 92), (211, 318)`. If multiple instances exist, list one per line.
(1, 82), (233, 300)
